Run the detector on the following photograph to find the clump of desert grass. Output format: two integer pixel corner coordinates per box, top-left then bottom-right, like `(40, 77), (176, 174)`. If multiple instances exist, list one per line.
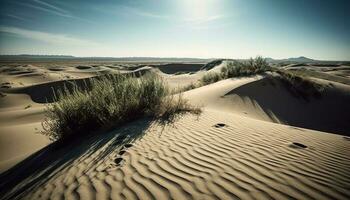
(275, 69), (325, 99)
(199, 56), (270, 86)
(42, 73), (200, 141)
(184, 57), (324, 100)
(222, 56), (270, 78)
(200, 72), (223, 85)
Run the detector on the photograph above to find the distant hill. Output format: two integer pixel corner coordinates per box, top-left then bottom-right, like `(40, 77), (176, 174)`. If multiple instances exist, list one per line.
(266, 56), (316, 63)
(285, 56), (315, 62)
(266, 56), (350, 65)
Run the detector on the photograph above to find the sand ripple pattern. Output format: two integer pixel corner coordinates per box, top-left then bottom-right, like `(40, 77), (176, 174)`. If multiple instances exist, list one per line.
(1, 110), (350, 200)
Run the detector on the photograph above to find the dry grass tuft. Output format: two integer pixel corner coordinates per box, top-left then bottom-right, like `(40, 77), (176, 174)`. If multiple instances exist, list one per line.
(42, 73), (200, 141)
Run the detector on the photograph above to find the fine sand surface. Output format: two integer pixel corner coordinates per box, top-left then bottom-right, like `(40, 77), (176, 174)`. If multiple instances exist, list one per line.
(1, 62), (350, 200)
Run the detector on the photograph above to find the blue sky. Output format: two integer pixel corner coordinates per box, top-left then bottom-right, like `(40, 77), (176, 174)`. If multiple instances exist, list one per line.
(0, 0), (349, 60)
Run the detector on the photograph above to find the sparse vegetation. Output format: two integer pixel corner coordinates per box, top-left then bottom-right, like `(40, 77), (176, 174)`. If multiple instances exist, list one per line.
(276, 70), (325, 99)
(42, 73), (200, 141)
(200, 72), (223, 85)
(175, 57), (326, 100)
(222, 57), (270, 78)
(200, 56), (270, 86)
(24, 104), (32, 109)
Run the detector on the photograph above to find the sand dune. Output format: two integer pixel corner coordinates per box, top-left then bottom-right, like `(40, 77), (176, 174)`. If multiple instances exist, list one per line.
(224, 76), (350, 135)
(1, 109), (349, 200)
(0, 92), (49, 173)
(1, 63), (350, 200)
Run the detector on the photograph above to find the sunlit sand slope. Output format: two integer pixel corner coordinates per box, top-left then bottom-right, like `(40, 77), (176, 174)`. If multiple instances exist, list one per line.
(1, 110), (350, 200)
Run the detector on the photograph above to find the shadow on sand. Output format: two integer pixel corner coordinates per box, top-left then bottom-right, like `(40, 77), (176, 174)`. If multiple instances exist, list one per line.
(0, 117), (167, 200)
(224, 76), (350, 135)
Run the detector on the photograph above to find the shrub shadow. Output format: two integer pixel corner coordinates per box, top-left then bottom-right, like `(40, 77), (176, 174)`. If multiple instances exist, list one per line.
(0, 117), (162, 200)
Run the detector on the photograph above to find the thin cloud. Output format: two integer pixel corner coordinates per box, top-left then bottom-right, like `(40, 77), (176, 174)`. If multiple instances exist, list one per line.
(5, 14), (28, 21)
(184, 15), (227, 24)
(0, 26), (98, 46)
(17, 1), (72, 18)
(135, 10), (170, 19)
(93, 5), (170, 20)
(116, 6), (227, 24)
(120, 6), (170, 19)
(33, 0), (68, 14)
(15, 0), (95, 24)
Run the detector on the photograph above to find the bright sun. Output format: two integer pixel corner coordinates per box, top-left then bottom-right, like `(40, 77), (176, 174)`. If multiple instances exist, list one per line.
(180, 0), (218, 21)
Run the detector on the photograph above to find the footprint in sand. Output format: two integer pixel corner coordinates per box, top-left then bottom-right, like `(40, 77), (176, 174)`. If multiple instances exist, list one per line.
(289, 142), (307, 149)
(114, 157), (123, 165)
(112, 145), (132, 167)
(124, 144), (133, 148)
(118, 150), (126, 156)
(214, 123), (226, 128)
(108, 144), (133, 168)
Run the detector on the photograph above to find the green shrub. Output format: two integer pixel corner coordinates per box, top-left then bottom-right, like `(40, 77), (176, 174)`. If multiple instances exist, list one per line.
(200, 72), (223, 85)
(222, 56), (270, 78)
(42, 73), (200, 141)
(198, 56), (270, 86)
(276, 70), (325, 99)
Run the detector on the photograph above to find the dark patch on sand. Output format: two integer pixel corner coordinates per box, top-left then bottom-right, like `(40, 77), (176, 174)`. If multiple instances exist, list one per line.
(114, 157), (123, 165)
(118, 150), (126, 156)
(76, 66), (91, 70)
(214, 123), (226, 128)
(290, 142), (307, 149)
(124, 144), (133, 148)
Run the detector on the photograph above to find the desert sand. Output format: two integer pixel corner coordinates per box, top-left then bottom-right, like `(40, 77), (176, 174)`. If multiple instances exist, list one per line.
(1, 61), (350, 200)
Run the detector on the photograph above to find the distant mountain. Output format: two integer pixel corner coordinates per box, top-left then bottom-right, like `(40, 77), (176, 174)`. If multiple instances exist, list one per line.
(265, 57), (275, 62)
(285, 56), (315, 62)
(265, 56), (316, 63)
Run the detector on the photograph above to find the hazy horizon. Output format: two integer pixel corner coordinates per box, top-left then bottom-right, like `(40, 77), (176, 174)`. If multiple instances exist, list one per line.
(0, 0), (349, 60)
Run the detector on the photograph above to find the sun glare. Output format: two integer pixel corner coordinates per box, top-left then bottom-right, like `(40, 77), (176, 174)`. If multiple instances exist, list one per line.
(180, 0), (219, 21)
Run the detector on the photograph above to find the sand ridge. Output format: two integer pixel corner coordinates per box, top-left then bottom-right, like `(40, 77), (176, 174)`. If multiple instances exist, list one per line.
(1, 62), (350, 200)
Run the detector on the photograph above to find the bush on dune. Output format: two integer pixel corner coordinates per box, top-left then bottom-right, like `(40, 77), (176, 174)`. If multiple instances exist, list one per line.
(42, 73), (200, 141)
(276, 70), (325, 99)
(222, 56), (271, 78)
(199, 56), (270, 86)
(200, 72), (223, 85)
(178, 57), (324, 100)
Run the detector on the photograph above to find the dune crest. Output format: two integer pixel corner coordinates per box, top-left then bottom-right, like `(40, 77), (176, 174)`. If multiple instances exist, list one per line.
(224, 76), (350, 135)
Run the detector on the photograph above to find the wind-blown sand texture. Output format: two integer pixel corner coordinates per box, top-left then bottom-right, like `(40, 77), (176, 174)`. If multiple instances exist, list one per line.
(1, 62), (350, 200)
